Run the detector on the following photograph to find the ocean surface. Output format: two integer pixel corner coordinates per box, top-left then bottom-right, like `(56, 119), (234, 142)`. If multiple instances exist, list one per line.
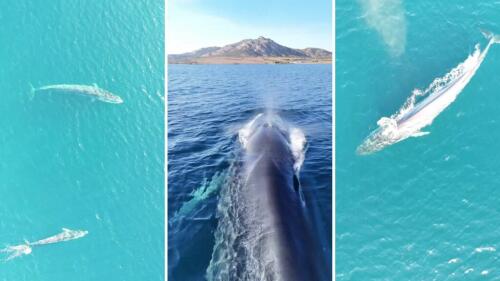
(0, 1), (164, 280)
(168, 64), (332, 280)
(337, 0), (500, 280)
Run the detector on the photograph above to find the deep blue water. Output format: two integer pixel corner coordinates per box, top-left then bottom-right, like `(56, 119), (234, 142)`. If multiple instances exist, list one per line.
(337, 0), (500, 279)
(0, 1), (164, 280)
(168, 64), (332, 280)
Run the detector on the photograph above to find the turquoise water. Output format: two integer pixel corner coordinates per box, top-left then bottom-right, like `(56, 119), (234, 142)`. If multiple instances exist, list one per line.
(337, 0), (500, 279)
(0, 1), (164, 280)
(168, 64), (332, 280)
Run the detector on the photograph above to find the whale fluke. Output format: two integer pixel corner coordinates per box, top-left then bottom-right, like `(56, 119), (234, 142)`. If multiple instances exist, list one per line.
(28, 83), (36, 100)
(481, 29), (500, 43)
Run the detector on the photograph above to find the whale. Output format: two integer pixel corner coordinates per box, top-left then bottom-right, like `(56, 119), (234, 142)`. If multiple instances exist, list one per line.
(29, 228), (88, 246)
(1, 228), (88, 261)
(357, 30), (500, 155)
(31, 83), (123, 104)
(206, 113), (328, 281)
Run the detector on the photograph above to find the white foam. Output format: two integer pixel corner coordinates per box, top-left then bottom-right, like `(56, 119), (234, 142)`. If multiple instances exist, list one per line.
(0, 244), (32, 261)
(206, 164), (247, 280)
(465, 268), (474, 274)
(427, 249), (437, 256)
(238, 113), (263, 149)
(474, 246), (496, 253)
(448, 258), (460, 264)
(289, 127), (307, 171)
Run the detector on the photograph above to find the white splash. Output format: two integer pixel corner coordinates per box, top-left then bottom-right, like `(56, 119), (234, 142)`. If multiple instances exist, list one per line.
(290, 127), (307, 171)
(474, 246), (496, 253)
(1, 228), (88, 261)
(357, 32), (500, 155)
(238, 113), (263, 149)
(0, 244), (32, 261)
(465, 268), (474, 274)
(360, 0), (407, 56)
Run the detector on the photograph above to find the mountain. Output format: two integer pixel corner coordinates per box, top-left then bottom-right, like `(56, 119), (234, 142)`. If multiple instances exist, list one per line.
(169, 37), (332, 64)
(169, 46), (220, 61)
(301, 48), (332, 58)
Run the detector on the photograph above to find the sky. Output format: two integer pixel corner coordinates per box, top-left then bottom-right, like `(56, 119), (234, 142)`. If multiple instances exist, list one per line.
(167, 0), (332, 54)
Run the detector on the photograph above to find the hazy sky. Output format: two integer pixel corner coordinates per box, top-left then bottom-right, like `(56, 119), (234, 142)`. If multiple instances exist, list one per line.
(167, 0), (332, 54)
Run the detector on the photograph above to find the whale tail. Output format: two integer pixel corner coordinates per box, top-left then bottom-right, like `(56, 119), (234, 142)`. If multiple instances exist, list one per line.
(481, 29), (500, 44)
(28, 83), (36, 100)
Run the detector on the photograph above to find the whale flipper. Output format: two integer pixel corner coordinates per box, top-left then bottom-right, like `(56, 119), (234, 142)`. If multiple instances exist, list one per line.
(411, 131), (429, 138)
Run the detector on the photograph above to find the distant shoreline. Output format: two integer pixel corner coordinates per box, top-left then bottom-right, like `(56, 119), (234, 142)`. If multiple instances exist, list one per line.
(169, 37), (331, 65)
(168, 56), (332, 65)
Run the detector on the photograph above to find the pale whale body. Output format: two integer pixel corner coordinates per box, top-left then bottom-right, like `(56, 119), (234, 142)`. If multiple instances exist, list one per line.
(357, 31), (500, 155)
(32, 84), (123, 104)
(206, 113), (328, 281)
(1, 228), (88, 261)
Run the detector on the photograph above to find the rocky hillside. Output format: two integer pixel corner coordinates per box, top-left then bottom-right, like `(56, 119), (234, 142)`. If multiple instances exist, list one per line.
(169, 37), (332, 64)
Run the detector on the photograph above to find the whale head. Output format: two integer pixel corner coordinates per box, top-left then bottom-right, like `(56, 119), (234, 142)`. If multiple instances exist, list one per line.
(98, 91), (123, 104)
(245, 114), (291, 156)
(239, 113), (307, 172)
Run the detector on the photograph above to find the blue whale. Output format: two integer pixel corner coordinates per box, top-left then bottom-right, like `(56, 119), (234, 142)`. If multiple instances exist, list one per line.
(207, 113), (329, 281)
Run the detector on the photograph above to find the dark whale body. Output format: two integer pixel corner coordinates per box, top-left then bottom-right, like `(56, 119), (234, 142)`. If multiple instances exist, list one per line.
(235, 115), (328, 281)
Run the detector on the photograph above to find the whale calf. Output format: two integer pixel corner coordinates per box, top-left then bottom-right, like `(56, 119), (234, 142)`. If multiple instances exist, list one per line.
(206, 113), (328, 281)
(1, 228), (88, 261)
(357, 31), (500, 155)
(31, 83), (123, 104)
